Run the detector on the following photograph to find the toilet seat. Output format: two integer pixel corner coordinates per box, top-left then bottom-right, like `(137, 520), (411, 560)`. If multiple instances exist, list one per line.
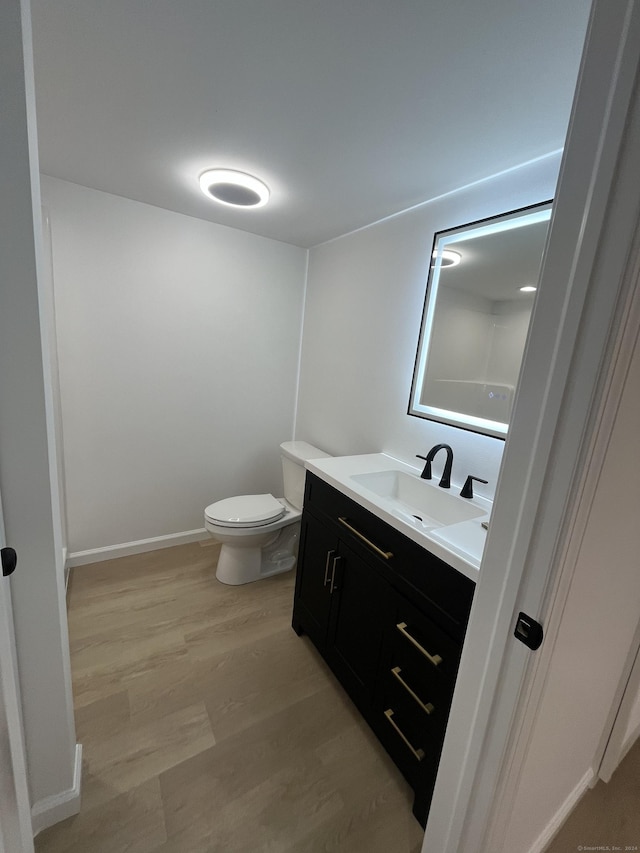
(204, 494), (286, 528)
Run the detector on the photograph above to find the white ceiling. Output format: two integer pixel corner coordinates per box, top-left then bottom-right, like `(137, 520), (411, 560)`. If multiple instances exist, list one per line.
(30, 1), (592, 248)
(445, 217), (551, 301)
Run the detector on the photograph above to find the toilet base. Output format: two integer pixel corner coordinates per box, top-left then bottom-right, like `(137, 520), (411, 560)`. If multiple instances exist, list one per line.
(215, 524), (299, 585)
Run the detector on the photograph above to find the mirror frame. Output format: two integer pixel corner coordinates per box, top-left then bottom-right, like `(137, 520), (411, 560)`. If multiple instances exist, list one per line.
(408, 200), (553, 438)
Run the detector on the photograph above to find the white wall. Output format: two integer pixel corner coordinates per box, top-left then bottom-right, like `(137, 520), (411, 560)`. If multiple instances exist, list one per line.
(422, 290), (531, 422)
(501, 319), (640, 852)
(0, 0), (77, 817)
(295, 155), (561, 499)
(40, 208), (68, 566)
(487, 299), (533, 385)
(41, 177), (308, 554)
(424, 287), (493, 388)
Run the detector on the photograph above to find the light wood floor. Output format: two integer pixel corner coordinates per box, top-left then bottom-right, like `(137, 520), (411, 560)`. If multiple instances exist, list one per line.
(35, 541), (424, 853)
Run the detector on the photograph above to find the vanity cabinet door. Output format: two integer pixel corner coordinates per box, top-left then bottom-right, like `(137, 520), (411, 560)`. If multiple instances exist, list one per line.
(292, 512), (338, 650)
(325, 539), (389, 711)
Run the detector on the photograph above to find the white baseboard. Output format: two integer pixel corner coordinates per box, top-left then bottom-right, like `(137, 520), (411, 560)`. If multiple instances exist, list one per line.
(528, 767), (594, 853)
(31, 743), (82, 836)
(67, 528), (210, 568)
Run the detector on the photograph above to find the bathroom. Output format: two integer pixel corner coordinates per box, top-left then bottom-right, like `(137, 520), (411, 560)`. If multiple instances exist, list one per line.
(3, 1), (640, 851)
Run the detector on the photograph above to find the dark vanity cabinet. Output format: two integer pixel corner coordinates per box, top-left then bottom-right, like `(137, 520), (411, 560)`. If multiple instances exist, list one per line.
(292, 472), (475, 826)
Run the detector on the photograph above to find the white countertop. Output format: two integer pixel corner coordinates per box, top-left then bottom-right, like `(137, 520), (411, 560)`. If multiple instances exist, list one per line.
(305, 452), (491, 582)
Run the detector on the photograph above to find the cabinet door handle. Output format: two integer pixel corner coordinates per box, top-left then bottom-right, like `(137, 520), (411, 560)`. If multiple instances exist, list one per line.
(324, 549), (335, 587)
(384, 709), (425, 761)
(396, 622), (443, 667)
(391, 667), (435, 714)
(329, 555), (341, 594)
(338, 517), (393, 560)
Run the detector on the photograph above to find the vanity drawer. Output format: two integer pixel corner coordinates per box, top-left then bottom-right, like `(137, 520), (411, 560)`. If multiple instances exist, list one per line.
(384, 629), (456, 715)
(303, 472), (475, 641)
(388, 596), (463, 688)
(378, 660), (449, 738)
(374, 680), (445, 792)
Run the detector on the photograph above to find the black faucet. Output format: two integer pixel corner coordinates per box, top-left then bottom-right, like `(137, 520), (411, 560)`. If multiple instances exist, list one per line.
(416, 443), (454, 488)
(460, 474), (488, 499)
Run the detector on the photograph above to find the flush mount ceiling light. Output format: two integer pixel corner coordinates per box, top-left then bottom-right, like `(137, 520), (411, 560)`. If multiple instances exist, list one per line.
(431, 249), (461, 268)
(199, 169), (270, 209)
(519, 285), (537, 292)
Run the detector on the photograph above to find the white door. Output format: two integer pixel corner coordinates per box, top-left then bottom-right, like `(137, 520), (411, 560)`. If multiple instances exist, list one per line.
(0, 493), (34, 853)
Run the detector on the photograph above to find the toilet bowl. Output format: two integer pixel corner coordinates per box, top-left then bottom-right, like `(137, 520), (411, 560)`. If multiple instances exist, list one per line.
(204, 441), (330, 585)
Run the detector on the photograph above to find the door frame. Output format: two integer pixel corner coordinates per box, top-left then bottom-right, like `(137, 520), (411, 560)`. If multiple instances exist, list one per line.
(422, 2), (640, 850)
(0, 494), (35, 852)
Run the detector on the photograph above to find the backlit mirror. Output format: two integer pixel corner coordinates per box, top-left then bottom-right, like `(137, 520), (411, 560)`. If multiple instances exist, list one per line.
(409, 201), (552, 438)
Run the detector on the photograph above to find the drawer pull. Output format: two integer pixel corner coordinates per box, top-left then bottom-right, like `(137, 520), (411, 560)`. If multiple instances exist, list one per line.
(391, 666), (435, 714)
(384, 709), (425, 761)
(396, 622), (443, 667)
(338, 517), (393, 560)
(323, 550), (335, 587)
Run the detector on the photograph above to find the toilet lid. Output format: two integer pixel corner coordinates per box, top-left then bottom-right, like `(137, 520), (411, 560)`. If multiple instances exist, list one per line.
(204, 494), (286, 527)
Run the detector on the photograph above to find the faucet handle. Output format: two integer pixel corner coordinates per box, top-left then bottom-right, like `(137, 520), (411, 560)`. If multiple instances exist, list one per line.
(460, 475), (488, 499)
(416, 454), (432, 479)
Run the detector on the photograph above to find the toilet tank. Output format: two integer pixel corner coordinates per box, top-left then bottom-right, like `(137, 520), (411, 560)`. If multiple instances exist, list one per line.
(280, 441), (330, 510)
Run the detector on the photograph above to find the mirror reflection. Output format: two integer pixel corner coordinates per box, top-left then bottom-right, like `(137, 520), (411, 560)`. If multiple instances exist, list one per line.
(409, 201), (552, 438)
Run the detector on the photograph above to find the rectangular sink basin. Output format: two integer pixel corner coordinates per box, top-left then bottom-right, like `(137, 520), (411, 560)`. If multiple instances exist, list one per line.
(351, 469), (485, 528)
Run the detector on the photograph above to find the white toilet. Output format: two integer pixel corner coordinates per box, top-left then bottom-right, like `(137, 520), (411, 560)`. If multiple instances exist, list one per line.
(204, 441), (330, 585)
